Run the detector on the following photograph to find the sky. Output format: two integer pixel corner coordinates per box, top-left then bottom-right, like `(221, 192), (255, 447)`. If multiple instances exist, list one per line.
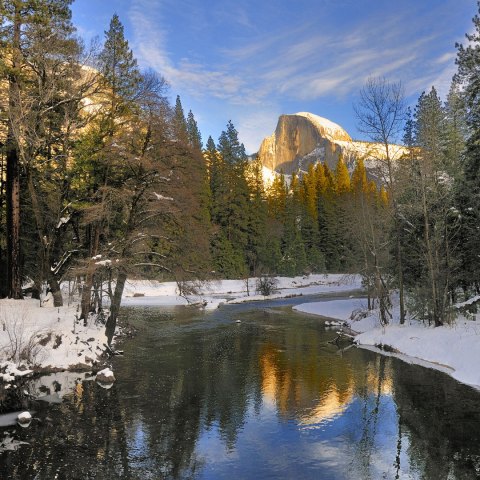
(72, 0), (475, 153)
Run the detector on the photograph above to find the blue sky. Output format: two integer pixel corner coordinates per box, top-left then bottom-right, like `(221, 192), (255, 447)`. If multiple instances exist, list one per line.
(72, 0), (474, 152)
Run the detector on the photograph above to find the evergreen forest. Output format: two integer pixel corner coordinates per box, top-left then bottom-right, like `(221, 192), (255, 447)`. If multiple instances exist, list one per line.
(2, 0), (480, 332)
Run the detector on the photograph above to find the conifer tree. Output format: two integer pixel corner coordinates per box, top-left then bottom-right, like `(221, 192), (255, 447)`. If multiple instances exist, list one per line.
(398, 87), (460, 325)
(79, 13), (144, 319)
(186, 110), (203, 151)
(99, 13), (141, 116)
(173, 95), (188, 144)
(335, 156), (351, 194)
(208, 121), (250, 277)
(0, 0), (84, 300)
(455, 4), (480, 294)
(351, 159), (368, 194)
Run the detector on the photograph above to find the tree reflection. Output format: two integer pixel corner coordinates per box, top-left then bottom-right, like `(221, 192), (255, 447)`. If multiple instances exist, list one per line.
(391, 361), (480, 479)
(2, 306), (480, 479)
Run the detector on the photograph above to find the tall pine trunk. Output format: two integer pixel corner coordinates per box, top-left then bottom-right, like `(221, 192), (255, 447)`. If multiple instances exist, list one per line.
(6, 3), (23, 300)
(6, 130), (22, 299)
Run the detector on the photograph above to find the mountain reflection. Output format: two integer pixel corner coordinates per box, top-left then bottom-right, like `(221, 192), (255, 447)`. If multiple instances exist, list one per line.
(1, 304), (480, 479)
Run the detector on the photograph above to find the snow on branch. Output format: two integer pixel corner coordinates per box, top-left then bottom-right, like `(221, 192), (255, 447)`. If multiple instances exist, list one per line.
(152, 192), (174, 201)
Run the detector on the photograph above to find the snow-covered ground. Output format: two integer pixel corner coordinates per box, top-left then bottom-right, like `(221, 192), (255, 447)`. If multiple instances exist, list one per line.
(3, 274), (479, 392)
(0, 274), (361, 384)
(121, 273), (362, 309)
(0, 298), (108, 383)
(293, 296), (480, 389)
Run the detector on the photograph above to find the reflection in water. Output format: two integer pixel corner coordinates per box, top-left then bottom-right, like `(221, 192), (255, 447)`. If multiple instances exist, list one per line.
(1, 302), (480, 479)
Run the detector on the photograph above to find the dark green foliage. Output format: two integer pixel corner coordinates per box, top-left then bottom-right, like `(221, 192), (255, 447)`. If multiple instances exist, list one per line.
(217, 120), (247, 165)
(99, 13), (141, 107)
(186, 110), (203, 151)
(211, 232), (246, 278)
(455, 3), (480, 293)
(173, 95), (188, 144)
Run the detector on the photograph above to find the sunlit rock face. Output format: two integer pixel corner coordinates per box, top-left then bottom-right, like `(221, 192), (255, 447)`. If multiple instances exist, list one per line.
(258, 113), (350, 174)
(257, 112), (408, 178)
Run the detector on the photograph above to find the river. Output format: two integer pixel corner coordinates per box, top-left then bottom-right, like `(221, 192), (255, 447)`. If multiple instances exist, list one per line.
(1, 294), (480, 479)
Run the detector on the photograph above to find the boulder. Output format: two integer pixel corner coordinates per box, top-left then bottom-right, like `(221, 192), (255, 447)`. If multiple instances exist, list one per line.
(95, 368), (115, 384)
(17, 411), (32, 427)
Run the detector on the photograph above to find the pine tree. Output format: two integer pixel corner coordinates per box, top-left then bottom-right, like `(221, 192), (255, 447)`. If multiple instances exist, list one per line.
(398, 87), (460, 325)
(186, 110), (203, 151)
(245, 156), (268, 274)
(351, 159), (368, 194)
(299, 164), (323, 271)
(79, 13), (145, 320)
(208, 121), (251, 277)
(217, 120), (247, 165)
(99, 13), (141, 117)
(267, 172), (287, 220)
(0, 0), (82, 299)
(173, 95), (188, 144)
(455, 4), (480, 294)
(335, 156), (351, 194)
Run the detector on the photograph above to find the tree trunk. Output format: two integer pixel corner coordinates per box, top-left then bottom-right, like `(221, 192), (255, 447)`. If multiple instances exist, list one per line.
(49, 275), (63, 307)
(397, 235), (405, 324)
(0, 152), (7, 298)
(105, 270), (127, 345)
(81, 223), (100, 322)
(6, 6), (23, 300)
(6, 129), (22, 300)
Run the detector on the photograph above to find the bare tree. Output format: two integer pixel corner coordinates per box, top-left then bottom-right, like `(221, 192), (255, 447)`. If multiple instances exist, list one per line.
(354, 77), (406, 324)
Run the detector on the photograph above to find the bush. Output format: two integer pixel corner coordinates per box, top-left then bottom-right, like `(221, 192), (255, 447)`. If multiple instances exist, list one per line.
(255, 276), (279, 296)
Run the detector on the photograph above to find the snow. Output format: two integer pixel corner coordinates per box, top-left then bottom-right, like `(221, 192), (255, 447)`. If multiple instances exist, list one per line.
(0, 433), (29, 452)
(293, 296), (480, 389)
(95, 259), (112, 266)
(153, 192), (173, 201)
(334, 140), (409, 165)
(17, 411), (32, 423)
(0, 298), (108, 380)
(295, 112), (351, 142)
(121, 274), (362, 307)
(96, 367), (115, 383)
(262, 165), (277, 187)
(0, 361), (33, 383)
(56, 216), (70, 229)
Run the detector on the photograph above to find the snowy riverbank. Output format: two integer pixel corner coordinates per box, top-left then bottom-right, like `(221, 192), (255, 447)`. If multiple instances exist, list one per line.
(293, 297), (480, 389)
(0, 298), (108, 383)
(0, 274), (361, 384)
(121, 273), (362, 309)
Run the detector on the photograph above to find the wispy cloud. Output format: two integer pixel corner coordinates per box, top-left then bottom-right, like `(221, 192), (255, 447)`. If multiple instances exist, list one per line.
(125, 0), (469, 150)
(129, 0), (460, 106)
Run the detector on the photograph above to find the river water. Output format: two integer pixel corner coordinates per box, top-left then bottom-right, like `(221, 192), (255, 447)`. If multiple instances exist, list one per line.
(2, 295), (480, 479)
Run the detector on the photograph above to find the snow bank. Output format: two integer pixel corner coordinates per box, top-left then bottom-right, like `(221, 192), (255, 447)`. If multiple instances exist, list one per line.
(293, 296), (480, 388)
(0, 298), (108, 380)
(122, 274), (362, 307)
(355, 320), (480, 387)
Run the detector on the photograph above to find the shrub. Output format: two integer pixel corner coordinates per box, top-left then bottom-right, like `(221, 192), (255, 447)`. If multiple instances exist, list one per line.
(255, 276), (279, 296)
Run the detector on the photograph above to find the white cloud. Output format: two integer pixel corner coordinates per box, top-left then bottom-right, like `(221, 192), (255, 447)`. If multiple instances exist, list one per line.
(126, 0), (467, 151)
(236, 107), (282, 153)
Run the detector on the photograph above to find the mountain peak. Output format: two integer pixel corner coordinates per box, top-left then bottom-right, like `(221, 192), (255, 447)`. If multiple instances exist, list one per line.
(293, 112), (351, 142)
(257, 111), (406, 176)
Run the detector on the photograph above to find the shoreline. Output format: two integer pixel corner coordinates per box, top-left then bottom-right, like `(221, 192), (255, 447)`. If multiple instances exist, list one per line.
(293, 297), (480, 390)
(5, 273), (478, 395)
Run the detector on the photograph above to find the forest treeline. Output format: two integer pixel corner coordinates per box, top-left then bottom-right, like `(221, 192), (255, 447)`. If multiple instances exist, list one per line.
(2, 1), (480, 330)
